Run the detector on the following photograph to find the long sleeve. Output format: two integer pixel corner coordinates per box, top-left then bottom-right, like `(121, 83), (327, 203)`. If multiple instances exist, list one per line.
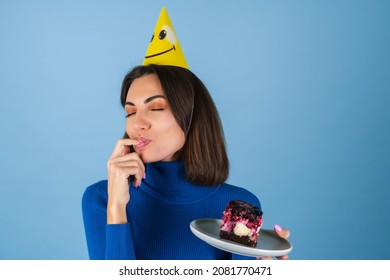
(82, 180), (136, 260)
(105, 224), (136, 259)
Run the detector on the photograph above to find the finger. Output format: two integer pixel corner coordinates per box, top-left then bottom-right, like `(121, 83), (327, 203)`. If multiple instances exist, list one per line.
(112, 162), (145, 187)
(107, 155), (142, 177)
(121, 145), (131, 156)
(111, 161), (145, 180)
(276, 255), (289, 260)
(257, 256), (272, 260)
(110, 138), (139, 158)
(109, 152), (142, 164)
(109, 165), (142, 187)
(274, 224), (290, 239)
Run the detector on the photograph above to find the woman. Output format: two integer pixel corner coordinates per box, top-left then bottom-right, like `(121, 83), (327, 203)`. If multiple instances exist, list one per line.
(82, 64), (290, 259)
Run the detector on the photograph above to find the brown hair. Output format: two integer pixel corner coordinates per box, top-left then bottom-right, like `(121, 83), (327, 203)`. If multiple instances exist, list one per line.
(120, 64), (229, 186)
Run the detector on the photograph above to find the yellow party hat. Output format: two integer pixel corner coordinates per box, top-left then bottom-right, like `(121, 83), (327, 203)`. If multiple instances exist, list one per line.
(143, 7), (189, 69)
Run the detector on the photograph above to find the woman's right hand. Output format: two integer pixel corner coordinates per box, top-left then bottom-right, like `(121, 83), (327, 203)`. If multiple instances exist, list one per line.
(106, 138), (145, 224)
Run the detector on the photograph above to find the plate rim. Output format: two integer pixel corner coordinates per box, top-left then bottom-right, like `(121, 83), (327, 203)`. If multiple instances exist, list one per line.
(190, 218), (293, 257)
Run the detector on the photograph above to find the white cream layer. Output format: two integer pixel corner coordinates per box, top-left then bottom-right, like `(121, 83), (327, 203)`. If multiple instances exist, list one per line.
(233, 222), (252, 237)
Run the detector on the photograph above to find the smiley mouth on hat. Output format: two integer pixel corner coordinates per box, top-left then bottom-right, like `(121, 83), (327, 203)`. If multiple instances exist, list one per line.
(145, 45), (176, 59)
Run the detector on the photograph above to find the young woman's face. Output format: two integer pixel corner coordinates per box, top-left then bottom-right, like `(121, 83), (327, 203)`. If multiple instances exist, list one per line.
(125, 74), (186, 162)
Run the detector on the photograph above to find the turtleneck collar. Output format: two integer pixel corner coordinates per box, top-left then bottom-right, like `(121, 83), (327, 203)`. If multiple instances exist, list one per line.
(140, 161), (220, 204)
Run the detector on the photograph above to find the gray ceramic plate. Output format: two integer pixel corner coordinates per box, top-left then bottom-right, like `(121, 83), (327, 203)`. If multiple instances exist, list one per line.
(190, 218), (292, 257)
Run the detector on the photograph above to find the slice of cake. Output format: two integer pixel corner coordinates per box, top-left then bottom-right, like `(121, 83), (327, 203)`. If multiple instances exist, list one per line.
(219, 200), (263, 247)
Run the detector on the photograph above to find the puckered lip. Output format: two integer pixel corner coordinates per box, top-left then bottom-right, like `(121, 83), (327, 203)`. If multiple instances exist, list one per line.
(135, 136), (152, 150)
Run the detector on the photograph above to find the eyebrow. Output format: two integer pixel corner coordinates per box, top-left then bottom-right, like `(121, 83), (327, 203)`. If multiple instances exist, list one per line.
(125, 95), (166, 106)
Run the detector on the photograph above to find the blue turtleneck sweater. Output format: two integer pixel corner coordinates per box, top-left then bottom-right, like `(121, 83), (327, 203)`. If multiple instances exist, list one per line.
(82, 161), (261, 260)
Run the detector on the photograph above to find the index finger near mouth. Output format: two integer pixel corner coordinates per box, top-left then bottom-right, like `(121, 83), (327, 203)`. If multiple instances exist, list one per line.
(112, 138), (139, 158)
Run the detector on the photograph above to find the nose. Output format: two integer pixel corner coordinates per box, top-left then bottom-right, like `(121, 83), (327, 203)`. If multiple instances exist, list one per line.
(132, 112), (151, 131)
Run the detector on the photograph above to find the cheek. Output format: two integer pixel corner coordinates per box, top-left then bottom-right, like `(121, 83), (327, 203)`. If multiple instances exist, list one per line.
(169, 129), (185, 149)
(165, 116), (184, 135)
(160, 117), (185, 145)
(125, 121), (133, 137)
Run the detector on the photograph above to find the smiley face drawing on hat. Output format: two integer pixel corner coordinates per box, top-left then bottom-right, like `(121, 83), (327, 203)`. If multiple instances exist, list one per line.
(143, 7), (189, 70)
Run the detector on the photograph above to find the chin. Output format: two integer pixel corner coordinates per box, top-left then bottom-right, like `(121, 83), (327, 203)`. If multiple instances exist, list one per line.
(140, 152), (177, 163)
(139, 154), (163, 163)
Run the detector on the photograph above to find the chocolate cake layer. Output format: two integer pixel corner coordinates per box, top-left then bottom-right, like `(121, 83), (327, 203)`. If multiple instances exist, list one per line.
(220, 231), (256, 247)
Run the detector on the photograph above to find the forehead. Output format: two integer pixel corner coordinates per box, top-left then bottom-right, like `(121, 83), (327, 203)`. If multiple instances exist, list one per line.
(126, 74), (165, 101)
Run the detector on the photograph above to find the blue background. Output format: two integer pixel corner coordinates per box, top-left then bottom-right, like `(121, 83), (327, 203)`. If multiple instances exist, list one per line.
(1, 0), (389, 260)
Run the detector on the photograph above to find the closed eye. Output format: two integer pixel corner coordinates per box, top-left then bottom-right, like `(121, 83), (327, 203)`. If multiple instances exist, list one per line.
(126, 109), (163, 117)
